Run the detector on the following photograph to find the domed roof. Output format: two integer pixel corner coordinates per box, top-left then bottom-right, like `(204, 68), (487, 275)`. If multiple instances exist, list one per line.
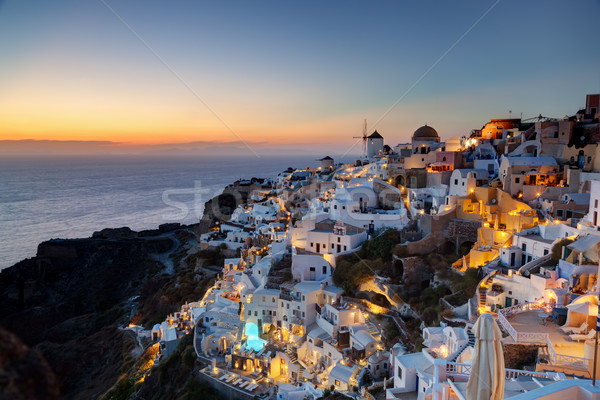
(413, 125), (439, 140)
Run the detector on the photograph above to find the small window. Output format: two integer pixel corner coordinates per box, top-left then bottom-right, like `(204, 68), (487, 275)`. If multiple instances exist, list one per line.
(543, 249), (549, 256)
(515, 177), (520, 184)
(342, 206), (345, 210)
(334, 205), (337, 209)
(248, 310), (251, 316)
(454, 179), (458, 185)
(323, 265), (327, 274)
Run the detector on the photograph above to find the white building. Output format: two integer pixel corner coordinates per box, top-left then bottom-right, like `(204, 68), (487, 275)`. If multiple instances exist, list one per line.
(328, 362), (360, 392)
(367, 131), (384, 159)
(498, 156), (558, 195)
(292, 254), (333, 282)
(588, 180), (600, 228)
(305, 219), (367, 255)
(448, 169), (489, 197)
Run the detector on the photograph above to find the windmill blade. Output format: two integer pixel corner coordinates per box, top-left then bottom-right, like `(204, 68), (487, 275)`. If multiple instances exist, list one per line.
(362, 119), (368, 156)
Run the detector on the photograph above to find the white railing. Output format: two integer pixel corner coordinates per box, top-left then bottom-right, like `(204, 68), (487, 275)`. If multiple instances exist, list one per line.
(499, 301), (552, 317)
(496, 302), (591, 369)
(446, 362), (557, 381)
(545, 335), (588, 368)
(515, 331), (548, 344)
(497, 311), (518, 341)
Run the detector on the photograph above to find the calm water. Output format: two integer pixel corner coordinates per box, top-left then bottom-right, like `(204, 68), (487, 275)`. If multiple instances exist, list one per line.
(0, 154), (322, 269)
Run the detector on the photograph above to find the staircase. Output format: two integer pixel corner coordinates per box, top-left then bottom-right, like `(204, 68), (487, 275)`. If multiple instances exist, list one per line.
(478, 271), (500, 309)
(368, 322), (379, 337)
(286, 346), (298, 363)
(466, 325), (476, 347)
(298, 365), (305, 381)
(285, 346), (306, 382)
(450, 326), (476, 363)
(478, 285), (487, 307)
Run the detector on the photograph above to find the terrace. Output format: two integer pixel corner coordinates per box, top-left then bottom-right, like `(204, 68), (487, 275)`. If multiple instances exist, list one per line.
(199, 365), (269, 397)
(496, 302), (592, 374)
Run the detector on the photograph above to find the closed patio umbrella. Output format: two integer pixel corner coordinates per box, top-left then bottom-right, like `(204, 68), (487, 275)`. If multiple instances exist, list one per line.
(466, 313), (505, 400)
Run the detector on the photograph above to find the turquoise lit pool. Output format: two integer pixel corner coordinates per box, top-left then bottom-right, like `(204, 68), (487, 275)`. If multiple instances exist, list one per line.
(245, 322), (266, 351)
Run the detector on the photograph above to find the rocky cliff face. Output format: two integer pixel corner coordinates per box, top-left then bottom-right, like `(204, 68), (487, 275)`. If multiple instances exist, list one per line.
(197, 182), (267, 233)
(0, 326), (61, 400)
(0, 229), (183, 399)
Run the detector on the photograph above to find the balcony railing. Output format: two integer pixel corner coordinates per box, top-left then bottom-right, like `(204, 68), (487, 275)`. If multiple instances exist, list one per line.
(497, 302), (551, 344)
(497, 302), (590, 369)
(445, 361), (557, 380)
(545, 335), (588, 368)
(279, 293), (299, 302)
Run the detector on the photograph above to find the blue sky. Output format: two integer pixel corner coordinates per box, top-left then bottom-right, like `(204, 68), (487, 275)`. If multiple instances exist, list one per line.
(0, 0), (598, 154)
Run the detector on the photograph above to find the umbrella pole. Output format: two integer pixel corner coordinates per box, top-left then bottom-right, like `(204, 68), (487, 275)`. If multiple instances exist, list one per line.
(595, 261), (600, 386)
(595, 329), (599, 385)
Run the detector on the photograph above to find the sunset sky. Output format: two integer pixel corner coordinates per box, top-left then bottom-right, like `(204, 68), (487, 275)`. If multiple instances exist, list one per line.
(1, 0), (599, 154)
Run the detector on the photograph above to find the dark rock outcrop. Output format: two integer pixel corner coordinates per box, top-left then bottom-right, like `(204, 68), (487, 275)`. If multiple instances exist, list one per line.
(0, 231), (178, 399)
(198, 183), (265, 233)
(0, 326), (61, 400)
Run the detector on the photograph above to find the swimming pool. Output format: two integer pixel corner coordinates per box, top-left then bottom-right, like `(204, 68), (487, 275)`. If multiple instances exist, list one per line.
(245, 322), (267, 351)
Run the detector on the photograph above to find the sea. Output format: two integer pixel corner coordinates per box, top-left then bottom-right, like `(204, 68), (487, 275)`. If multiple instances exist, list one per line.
(0, 154), (341, 270)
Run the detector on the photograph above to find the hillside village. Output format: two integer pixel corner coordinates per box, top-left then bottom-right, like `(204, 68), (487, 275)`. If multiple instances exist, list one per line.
(134, 94), (600, 400)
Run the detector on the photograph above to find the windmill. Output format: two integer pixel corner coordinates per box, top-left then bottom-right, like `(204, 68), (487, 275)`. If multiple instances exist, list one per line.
(353, 119), (368, 156)
(523, 114), (556, 122)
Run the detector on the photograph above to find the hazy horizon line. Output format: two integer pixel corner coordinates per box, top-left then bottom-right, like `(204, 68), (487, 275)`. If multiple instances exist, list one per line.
(0, 138), (364, 158)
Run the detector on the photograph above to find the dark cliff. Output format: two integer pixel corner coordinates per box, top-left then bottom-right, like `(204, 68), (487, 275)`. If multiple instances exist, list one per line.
(197, 182), (268, 233)
(0, 227), (188, 399)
